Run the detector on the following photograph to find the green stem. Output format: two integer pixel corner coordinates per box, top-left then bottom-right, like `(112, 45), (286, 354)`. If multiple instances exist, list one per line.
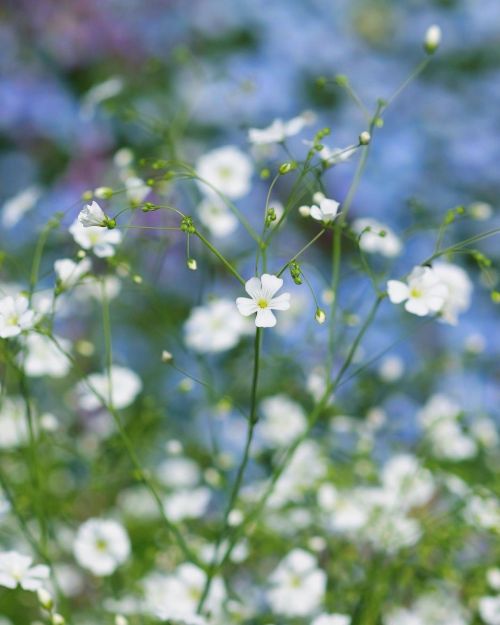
(194, 230), (245, 285)
(276, 228), (326, 277)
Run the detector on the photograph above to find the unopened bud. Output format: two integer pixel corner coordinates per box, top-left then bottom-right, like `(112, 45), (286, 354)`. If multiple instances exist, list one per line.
(424, 25), (441, 54)
(115, 616), (128, 625)
(37, 588), (53, 611)
(298, 205), (311, 218)
(161, 350), (173, 363)
(52, 614), (65, 625)
(94, 187), (114, 200)
(279, 161), (297, 175)
(315, 308), (327, 324)
(359, 131), (371, 146)
(133, 274), (143, 284)
(187, 258), (197, 271)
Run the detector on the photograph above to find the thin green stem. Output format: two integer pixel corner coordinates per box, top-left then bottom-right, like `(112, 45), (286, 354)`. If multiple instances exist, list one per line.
(194, 230), (245, 285)
(276, 228), (326, 277)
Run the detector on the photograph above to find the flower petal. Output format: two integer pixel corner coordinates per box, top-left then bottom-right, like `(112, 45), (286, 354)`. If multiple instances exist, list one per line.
(269, 293), (291, 311)
(260, 274), (283, 300)
(405, 298), (429, 316)
(244, 277), (262, 300)
(236, 297), (258, 316)
(309, 205), (323, 221)
(255, 308), (277, 327)
(387, 280), (409, 304)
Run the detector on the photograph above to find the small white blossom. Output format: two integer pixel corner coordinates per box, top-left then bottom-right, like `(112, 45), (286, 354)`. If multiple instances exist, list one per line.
(352, 218), (401, 257)
(433, 262), (472, 325)
(236, 274), (291, 328)
(21, 333), (72, 378)
(77, 365), (142, 410)
(248, 112), (314, 145)
(424, 25), (442, 54)
(197, 196), (238, 237)
(0, 294), (35, 339)
(184, 299), (248, 353)
(73, 519), (131, 576)
(125, 177), (150, 205)
(69, 218), (122, 258)
(260, 394), (307, 446)
(163, 487), (211, 522)
(196, 146), (253, 199)
(54, 257), (92, 291)
(387, 266), (448, 317)
(0, 551), (49, 591)
(307, 192), (340, 223)
(78, 201), (109, 227)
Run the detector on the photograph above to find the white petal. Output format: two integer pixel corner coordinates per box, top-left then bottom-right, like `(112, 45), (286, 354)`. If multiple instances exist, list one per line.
(236, 297), (258, 316)
(309, 205), (323, 221)
(255, 308), (277, 327)
(405, 298), (429, 316)
(387, 280), (409, 304)
(260, 274), (283, 299)
(269, 293), (291, 311)
(244, 277), (262, 300)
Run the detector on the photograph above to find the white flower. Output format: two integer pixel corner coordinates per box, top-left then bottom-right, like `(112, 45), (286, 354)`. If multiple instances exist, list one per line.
(259, 394), (307, 446)
(163, 487), (211, 522)
(21, 333), (72, 378)
(463, 494), (500, 530)
(0, 397), (29, 448)
(432, 262), (472, 325)
(1, 187), (41, 228)
(479, 596), (500, 625)
(77, 365), (142, 410)
(385, 590), (468, 625)
(387, 266), (448, 317)
(196, 146), (253, 199)
(143, 564), (225, 623)
(487, 568), (500, 591)
(306, 192), (340, 224)
(197, 196), (238, 237)
(54, 257), (92, 290)
(352, 218), (402, 257)
(236, 274), (291, 328)
(381, 454), (435, 510)
(69, 218), (122, 258)
(312, 614), (351, 625)
(184, 299), (247, 353)
(73, 519), (130, 576)
(0, 294), (35, 339)
(0, 551), (49, 591)
(424, 25), (442, 54)
(248, 112), (314, 145)
(157, 457), (201, 489)
(378, 355), (404, 382)
(125, 177), (150, 205)
(266, 549), (326, 616)
(78, 201), (108, 227)
(317, 144), (356, 165)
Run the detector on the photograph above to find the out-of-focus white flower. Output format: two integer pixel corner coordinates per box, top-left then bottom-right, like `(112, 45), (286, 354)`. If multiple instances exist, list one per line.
(0, 551), (49, 591)
(463, 494), (500, 531)
(236, 274), (290, 328)
(470, 416), (499, 448)
(196, 196), (238, 237)
(77, 366), (142, 410)
(157, 457), (201, 489)
(378, 355), (404, 382)
(21, 333), (72, 378)
(381, 454), (435, 510)
(69, 218), (122, 258)
(469, 201), (493, 221)
(73, 519), (130, 576)
(352, 218), (402, 257)
(312, 614), (351, 625)
(318, 484), (368, 533)
(387, 266), (448, 317)
(163, 487), (211, 522)
(1, 187), (41, 228)
(248, 112), (315, 145)
(184, 299), (247, 353)
(424, 25), (442, 54)
(0, 294), (35, 339)
(196, 146), (253, 199)
(432, 262), (472, 325)
(259, 394), (307, 446)
(385, 589), (468, 625)
(317, 144), (357, 165)
(124, 177), (150, 205)
(479, 596), (500, 625)
(266, 549), (326, 617)
(303, 192), (340, 224)
(78, 201), (109, 227)
(0, 397), (29, 448)
(487, 568), (500, 591)
(80, 76), (124, 120)
(54, 257), (92, 291)
(143, 564), (225, 623)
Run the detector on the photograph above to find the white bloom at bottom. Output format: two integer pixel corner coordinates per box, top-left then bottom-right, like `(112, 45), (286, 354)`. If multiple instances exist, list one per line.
(0, 294), (35, 338)
(73, 519), (130, 576)
(0, 551), (49, 591)
(479, 596), (500, 625)
(236, 274), (290, 328)
(266, 549), (326, 616)
(387, 266), (448, 317)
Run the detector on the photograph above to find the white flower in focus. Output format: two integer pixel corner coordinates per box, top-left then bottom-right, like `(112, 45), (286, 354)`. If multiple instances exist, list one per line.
(184, 299), (247, 353)
(236, 274), (291, 328)
(259, 394), (307, 446)
(352, 218), (402, 257)
(77, 366), (142, 410)
(248, 112), (315, 145)
(78, 201), (108, 227)
(54, 257), (92, 291)
(266, 549), (326, 616)
(73, 519), (130, 576)
(196, 146), (253, 199)
(197, 197), (238, 237)
(0, 295), (35, 339)
(21, 333), (72, 378)
(0, 551), (49, 591)
(313, 614), (351, 625)
(1, 187), (41, 228)
(433, 262), (472, 325)
(69, 218), (122, 258)
(307, 192), (340, 224)
(387, 266), (448, 317)
(0, 397), (29, 448)
(479, 596), (500, 625)
(125, 177), (150, 205)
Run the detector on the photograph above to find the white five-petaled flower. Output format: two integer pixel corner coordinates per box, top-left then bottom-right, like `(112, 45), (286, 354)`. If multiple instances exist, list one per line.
(78, 201), (108, 227)
(0, 294), (36, 339)
(195, 146), (253, 199)
(236, 274), (291, 328)
(248, 112), (315, 145)
(304, 192), (340, 224)
(73, 518), (131, 576)
(69, 218), (122, 258)
(0, 551), (50, 591)
(387, 266), (448, 317)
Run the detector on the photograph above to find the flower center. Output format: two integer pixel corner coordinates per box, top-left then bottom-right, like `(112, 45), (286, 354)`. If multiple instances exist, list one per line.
(218, 166), (232, 179)
(95, 539), (108, 552)
(410, 287), (422, 298)
(257, 298), (268, 309)
(7, 315), (19, 326)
